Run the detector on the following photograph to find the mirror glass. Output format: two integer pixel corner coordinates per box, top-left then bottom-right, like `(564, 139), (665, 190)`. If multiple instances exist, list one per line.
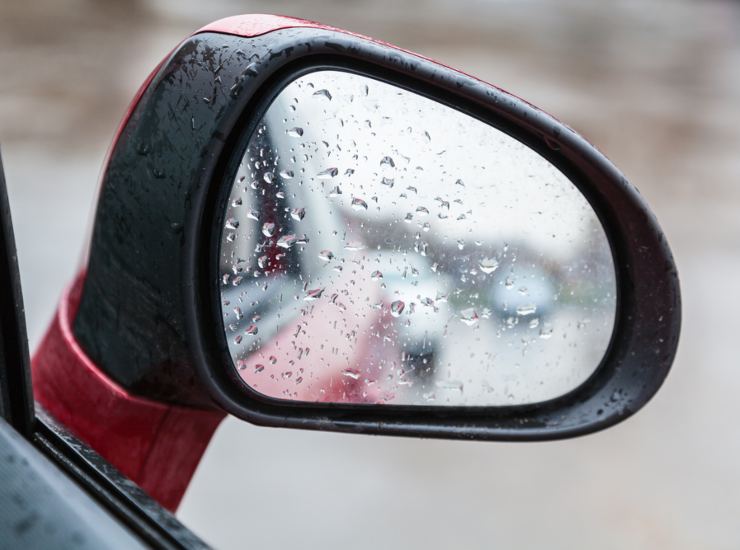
(218, 70), (617, 407)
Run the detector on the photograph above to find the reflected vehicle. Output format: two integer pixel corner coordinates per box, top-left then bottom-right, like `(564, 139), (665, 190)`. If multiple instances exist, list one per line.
(487, 247), (560, 324)
(371, 251), (453, 379)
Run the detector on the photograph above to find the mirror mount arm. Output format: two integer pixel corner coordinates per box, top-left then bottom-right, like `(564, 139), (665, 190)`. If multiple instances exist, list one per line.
(32, 272), (224, 511)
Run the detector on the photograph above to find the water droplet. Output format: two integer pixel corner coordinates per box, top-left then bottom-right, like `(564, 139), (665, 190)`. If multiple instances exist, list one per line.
(254, 364), (265, 373)
(329, 185), (342, 197)
(351, 197), (368, 210)
(318, 249), (334, 261)
(390, 300), (405, 317)
(245, 324), (259, 335)
(435, 379), (464, 391)
(304, 288), (325, 301)
(317, 167), (339, 179)
(459, 308), (479, 326)
(277, 234), (297, 249)
(479, 258), (499, 274)
(455, 178), (465, 187)
(258, 255), (269, 269)
(380, 156), (395, 168)
(345, 241), (365, 251)
(381, 177), (394, 187)
(516, 304), (537, 316)
(279, 170), (294, 179)
(224, 217), (239, 230)
(247, 210), (259, 220)
(416, 206), (429, 215)
(263, 172), (275, 184)
(232, 197), (243, 207)
(290, 207), (306, 220)
(262, 222), (276, 237)
(342, 368), (361, 380)
(435, 197), (450, 210)
(370, 270), (383, 281)
(313, 89), (332, 100)
(287, 127), (304, 137)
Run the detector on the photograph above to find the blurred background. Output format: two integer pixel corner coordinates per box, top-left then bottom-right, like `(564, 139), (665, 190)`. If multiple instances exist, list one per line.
(1, 0), (738, 548)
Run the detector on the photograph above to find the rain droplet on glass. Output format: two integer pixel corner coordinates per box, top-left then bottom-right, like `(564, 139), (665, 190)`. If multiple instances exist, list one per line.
(304, 288), (325, 301)
(277, 234), (297, 249)
(351, 197), (368, 210)
(262, 222), (276, 237)
(313, 89), (332, 100)
(318, 249), (335, 261)
(390, 300), (405, 317)
(317, 167), (339, 179)
(459, 308), (479, 326)
(342, 368), (361, 380)
(516, 304), (537, 316)
(479, 258), (499, 274)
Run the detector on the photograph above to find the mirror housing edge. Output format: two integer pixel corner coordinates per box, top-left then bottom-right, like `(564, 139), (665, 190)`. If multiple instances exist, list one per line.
(57, 16), (680, 441)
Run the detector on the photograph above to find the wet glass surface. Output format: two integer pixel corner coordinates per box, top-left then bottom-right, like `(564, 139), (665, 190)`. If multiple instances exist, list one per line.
(218, 70), (616, 406)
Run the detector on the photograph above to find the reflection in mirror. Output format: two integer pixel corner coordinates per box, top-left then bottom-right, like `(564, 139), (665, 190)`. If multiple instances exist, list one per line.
(218, 70), (617, 407)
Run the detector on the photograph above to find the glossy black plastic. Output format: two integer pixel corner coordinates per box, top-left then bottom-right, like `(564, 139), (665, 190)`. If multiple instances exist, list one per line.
(74, 28), (680, 439)
(0, 151), (33, 435)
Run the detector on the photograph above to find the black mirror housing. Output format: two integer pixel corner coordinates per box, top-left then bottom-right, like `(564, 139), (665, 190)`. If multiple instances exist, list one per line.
(73, 15), (680, 441)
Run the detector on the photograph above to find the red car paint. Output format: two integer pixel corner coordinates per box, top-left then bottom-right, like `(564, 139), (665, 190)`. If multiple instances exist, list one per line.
(32, 274), (223, 511)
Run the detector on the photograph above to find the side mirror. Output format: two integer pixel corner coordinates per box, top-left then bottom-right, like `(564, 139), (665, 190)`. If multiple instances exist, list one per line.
(43, 15), (680, 444)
